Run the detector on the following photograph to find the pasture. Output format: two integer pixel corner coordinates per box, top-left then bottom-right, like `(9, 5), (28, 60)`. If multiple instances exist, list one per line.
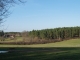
(0, 38), (80, 47)
(0, 47), (80, 60)
(0, 39), (80, 60)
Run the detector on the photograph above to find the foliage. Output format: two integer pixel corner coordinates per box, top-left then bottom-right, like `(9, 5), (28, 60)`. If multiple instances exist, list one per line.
(29, 26), (80, 41)
(0, 30), (4, 36)
(0, 38), (80, 47)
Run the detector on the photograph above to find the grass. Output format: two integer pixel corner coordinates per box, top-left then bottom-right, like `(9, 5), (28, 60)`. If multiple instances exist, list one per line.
(0, 37), (23, 42)
(0, 39), (80, 60)
(0, 38), (80, 47)
(0, 47), (80, 60)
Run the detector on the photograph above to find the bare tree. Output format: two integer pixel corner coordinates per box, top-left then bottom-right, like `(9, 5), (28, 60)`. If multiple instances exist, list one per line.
(0, 0), (25, 24)
(22, 31), (29, 42)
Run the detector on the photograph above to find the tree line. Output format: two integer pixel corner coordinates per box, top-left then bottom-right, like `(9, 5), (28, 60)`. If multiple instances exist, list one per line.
(1, 26), (80, 44)
(29, 26), (80, 41)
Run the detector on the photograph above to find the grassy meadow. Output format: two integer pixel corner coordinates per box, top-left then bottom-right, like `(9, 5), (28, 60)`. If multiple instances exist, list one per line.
(0, 47), (80, 60)
(0, 38), (80, 47)
(0, 38), (80, 60)
(0, 37), (23, 42)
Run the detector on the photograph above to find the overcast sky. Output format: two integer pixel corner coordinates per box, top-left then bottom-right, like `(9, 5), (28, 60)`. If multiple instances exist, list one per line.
(2, 0), (80, 32)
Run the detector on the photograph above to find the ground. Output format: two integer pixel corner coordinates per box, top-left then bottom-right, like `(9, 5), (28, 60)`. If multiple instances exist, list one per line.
(0, 38), (80, 47)
(0, 38), (80, 60)
(0, 47), (80, 60)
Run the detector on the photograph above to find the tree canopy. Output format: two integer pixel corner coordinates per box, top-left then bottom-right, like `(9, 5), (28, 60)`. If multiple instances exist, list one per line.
(29, 26), (80, 41)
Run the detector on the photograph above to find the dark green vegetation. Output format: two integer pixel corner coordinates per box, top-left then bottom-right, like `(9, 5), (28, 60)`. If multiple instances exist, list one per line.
(0, 27), (80, 60)
(29, 26), (80, 41)
(0, 30), (4, 37)
(1, 26), (80, 45)
(0, 47), (80, 60)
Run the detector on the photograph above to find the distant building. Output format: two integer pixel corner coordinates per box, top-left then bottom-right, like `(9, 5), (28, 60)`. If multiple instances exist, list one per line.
(4, 34), (15, 39)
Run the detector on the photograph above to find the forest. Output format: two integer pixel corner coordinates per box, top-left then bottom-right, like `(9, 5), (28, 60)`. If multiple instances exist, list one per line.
(0, 26), (80, 44)
(29, 26), (80, 42)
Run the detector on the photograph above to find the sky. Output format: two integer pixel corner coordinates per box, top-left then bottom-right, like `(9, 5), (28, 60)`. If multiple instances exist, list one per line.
(1, 0), (80, 32)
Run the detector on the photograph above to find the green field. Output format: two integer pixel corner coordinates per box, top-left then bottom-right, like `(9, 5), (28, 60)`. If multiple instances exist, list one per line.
(0, 38), (80, 47)
(0, 39), (80, 60)
(0, 47), (80, 60)
(0, 37), (23, 42)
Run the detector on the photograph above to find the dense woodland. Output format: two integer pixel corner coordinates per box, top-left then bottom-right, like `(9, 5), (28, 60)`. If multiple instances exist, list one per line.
(0, 26), (80, 44)
(29, 26), (80, 41)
